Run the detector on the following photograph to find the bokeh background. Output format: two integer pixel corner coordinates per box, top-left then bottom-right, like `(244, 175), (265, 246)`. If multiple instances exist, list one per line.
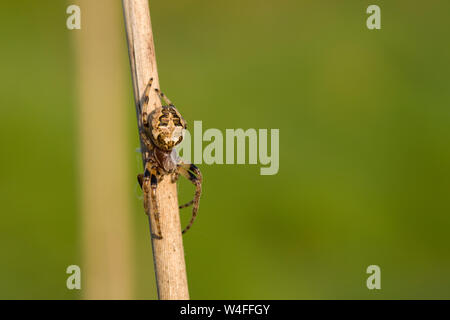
(1, 0), (449, 299)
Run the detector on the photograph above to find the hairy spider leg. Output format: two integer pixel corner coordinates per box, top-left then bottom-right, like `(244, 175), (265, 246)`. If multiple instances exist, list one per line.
(141, 77), (154, 127)
(177, 163), (202, 234)
(154, 88), (174, 106)
(171, 172), (195, 209)
(138, 163), (163, 239)
(179, 200), (194, 209)
(174, 170), (195, 209)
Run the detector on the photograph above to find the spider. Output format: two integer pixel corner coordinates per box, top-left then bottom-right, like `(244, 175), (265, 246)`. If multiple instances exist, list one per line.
(137, 77), (202, 239)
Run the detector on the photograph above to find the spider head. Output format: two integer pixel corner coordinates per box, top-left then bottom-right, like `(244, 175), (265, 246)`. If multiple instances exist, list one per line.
(147, 105), (186, 151)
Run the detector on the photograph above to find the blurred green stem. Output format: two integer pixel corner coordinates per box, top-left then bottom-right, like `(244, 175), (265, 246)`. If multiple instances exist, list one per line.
(75, 0), (134, 299)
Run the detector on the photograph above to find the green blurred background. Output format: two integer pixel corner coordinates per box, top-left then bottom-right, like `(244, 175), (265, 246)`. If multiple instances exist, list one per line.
(1, 0), (449, 299)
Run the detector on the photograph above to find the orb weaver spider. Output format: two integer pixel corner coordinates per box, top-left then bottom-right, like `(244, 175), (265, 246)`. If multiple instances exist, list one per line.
(137, 77), (202, 239)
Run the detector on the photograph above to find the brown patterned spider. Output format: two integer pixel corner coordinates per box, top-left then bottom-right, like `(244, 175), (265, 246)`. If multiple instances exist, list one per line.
(137, 77), (202, 239)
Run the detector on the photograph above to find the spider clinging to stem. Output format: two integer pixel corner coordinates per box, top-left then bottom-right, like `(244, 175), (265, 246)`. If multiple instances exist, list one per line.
(137, 77), (202, 239)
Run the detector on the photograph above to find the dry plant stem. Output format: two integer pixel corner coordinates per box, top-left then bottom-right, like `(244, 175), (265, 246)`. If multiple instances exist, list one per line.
(122, 0), (189, 300)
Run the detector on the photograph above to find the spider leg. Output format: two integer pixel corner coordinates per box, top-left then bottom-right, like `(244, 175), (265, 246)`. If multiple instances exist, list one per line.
(140, 131), (153, 151)
(171, 172), (179, 184)
(141, 77), (153, 127)
(170, 170), (193, 209)
(179, 200), (194, 209)
(138, 163), (163, 239)
(154, 88), (174, 106)
(177, 162), (202, 234)
(149, 172), (162, 239)
(171, 172), (193, 209)
(137, 173), (144, 189)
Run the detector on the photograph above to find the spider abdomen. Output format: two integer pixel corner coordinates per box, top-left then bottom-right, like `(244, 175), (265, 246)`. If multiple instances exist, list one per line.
(148, 106), (186, 152)
(154, 148), (179, 174)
